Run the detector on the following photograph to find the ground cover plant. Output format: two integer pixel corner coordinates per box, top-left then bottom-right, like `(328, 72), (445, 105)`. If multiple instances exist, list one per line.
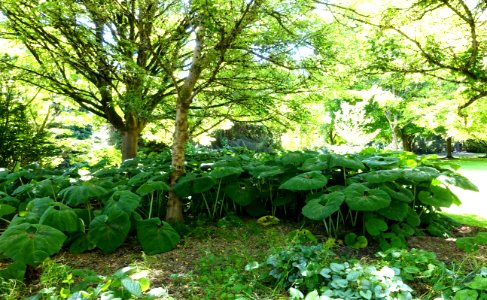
(0, 148), (485, 299)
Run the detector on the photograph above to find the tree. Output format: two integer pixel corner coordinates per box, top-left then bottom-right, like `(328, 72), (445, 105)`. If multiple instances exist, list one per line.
(1, 0), (316, 221)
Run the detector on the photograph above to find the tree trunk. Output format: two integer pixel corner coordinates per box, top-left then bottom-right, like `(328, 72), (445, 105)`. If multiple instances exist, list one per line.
(401, 134), (414, 152)
(445, 136), (454, 159)
(121, 128), (139, 161)
(166, 101), (190, 223)
(166, 25), (205, 223)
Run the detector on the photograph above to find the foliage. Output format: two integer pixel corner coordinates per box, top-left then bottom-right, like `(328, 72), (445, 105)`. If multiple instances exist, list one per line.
(0, 148), (477, 282)
(28, 262), (172, 300)
(0, 77), (57, 169)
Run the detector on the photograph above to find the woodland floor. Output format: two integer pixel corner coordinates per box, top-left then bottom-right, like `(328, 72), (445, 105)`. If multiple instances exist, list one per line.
(17, 217), (487, 300)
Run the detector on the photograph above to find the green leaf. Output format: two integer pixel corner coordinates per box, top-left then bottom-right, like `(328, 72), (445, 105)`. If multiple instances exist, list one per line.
(12, 184), (34, 196)
(136, 181), (169, 196)
(300, 155), (330, 171)
(344, 183), (391, 211)
(224, 182), (256, 206)
(0, 261), (26, 281)
(0, 204), (16, 218)
(69, 232), (96, 254)
(454, 289), (478, 300)
(173, 174), (216, 198)
(466, 275), (487, 290)
(401, 167), (440, 183)
(365, 217), (388, 236)
(39, 203), (80, 232)
(406, 209), (421, 227)
(377, 201), (408, 221)
(380, 183), (414, 203)
(26, 197), (54, 217)
(89, 209), (130, 254)
(209, 167), (243, 179)
(59, 183), (108, 206)
(279, 171), (328, 191)
(329, 154), (365, 170)
(128, 172), (153, 186)
(418, 186), (454, 207)
(438, 171), (478, 191)
(105, 190), (141, 214)
(362, 156), (400, 169)
(364, 170), (402, 183)
(121, 278), (143, 297)
(302, 192), (344, 220)
(246, 164), (285, 178)
(272, 193), (296, 207)
(136, 218), (180, 255)
(0, 223), (66, 265)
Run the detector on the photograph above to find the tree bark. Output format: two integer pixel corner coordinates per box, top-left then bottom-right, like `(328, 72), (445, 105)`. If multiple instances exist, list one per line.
(166, 25), (205, 223)
(401, 133), (414, 152)
(121, 128), (139, 161)
(445, 136), (454, 159)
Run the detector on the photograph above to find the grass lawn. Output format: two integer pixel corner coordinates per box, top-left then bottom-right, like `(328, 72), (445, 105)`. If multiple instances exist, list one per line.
(442, 157), (487, 225)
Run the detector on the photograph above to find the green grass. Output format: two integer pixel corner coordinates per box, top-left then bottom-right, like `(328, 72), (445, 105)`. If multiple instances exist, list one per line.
(442, 213), (487, 229)
(442, 158), (487, 220)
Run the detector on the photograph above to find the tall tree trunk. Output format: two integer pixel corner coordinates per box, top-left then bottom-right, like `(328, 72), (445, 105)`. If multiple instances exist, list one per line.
(166, 25), (205, 223)
(166, 101), (190, 223)
(401, 134), (414, 152)
(121, 128), (139, 161)
(446, 136), (454, 159)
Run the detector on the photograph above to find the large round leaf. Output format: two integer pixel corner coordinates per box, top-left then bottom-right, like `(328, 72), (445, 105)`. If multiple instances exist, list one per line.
(279, 171), (328, 191)
(26, 197), (54, 217)
(224, 182), (256, 206)
(365, 216), (388, 236)
(128, 172), (153, 186)
(40, 203), (80, 232)
(362, 156), (400, 169)
(89, 209), (130, 254)
(11, 184), (34, 196)
(0, 223), (66, 265)
(173, 174), (216, 198)
(377, 201), (409, 221)
(59, 183), (108, 206)
(209, 167), (243, 179)
(418, 186), (455, 207)
(401, 167), (440, 183)
(438, 172), (479, 191)
(364, 170), (402, 183)
(0, 204), (16, 218)
(329, 154), (365, 170)
(136, 181), (170, 196)
(105, 190), (141, 214)
(246, 165), (285, 178)
(380, 183), (414, 203)
(344, 183), (391, 211)
(136, 218), (180, 255)
(302, 191), (344, 220)
(300, 155), (331, 171)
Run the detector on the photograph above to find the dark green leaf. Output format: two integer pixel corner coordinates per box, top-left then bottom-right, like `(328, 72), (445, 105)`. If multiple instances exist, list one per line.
(364, 170), (402, 183)
(365, 217), (388, 236)
(0, 204), (16, 218)
(279, 171), (328, 191)
(209, 167), (243, 179)
(300, 155), (330, 171)
(128, 172), (153, 186)
(302, 192), (344, 220)
(12, 184), (34, 196)
(59, 183), (108, 206)
(377, 201), (408, 221)
(136, 218), (180, 255)
(136, 181), (169, 196)
(362, 156), (400, 169)
(418, 186), (454, 207)
(329, 154), (365, 170)
(39, 203), (80, 232)
(344, 183), (391, 211)
(224, 182), (256, 206)
(105, 190), (141, 214)
(89, 209), (130, 254)
(401, 167), (440, 183)
(0, 223), (66, 265)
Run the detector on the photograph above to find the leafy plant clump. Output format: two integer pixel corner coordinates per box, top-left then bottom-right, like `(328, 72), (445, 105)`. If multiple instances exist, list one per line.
(0, 148), (477, 282)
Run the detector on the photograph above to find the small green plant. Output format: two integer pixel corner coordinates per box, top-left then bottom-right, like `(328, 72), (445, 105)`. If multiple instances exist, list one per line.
(28, 264), (172, 300)
(454, 267), (487, 300)
(289, 262), (413, 300)
(266, 243), (336, 291)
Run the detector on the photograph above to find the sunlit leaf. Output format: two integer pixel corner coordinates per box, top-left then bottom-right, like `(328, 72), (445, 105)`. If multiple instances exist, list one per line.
(302, 192), (344, 220)
(136, 218), (180, 255)
(344, 183), (391, 211)
(279, 171), (328, 191)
